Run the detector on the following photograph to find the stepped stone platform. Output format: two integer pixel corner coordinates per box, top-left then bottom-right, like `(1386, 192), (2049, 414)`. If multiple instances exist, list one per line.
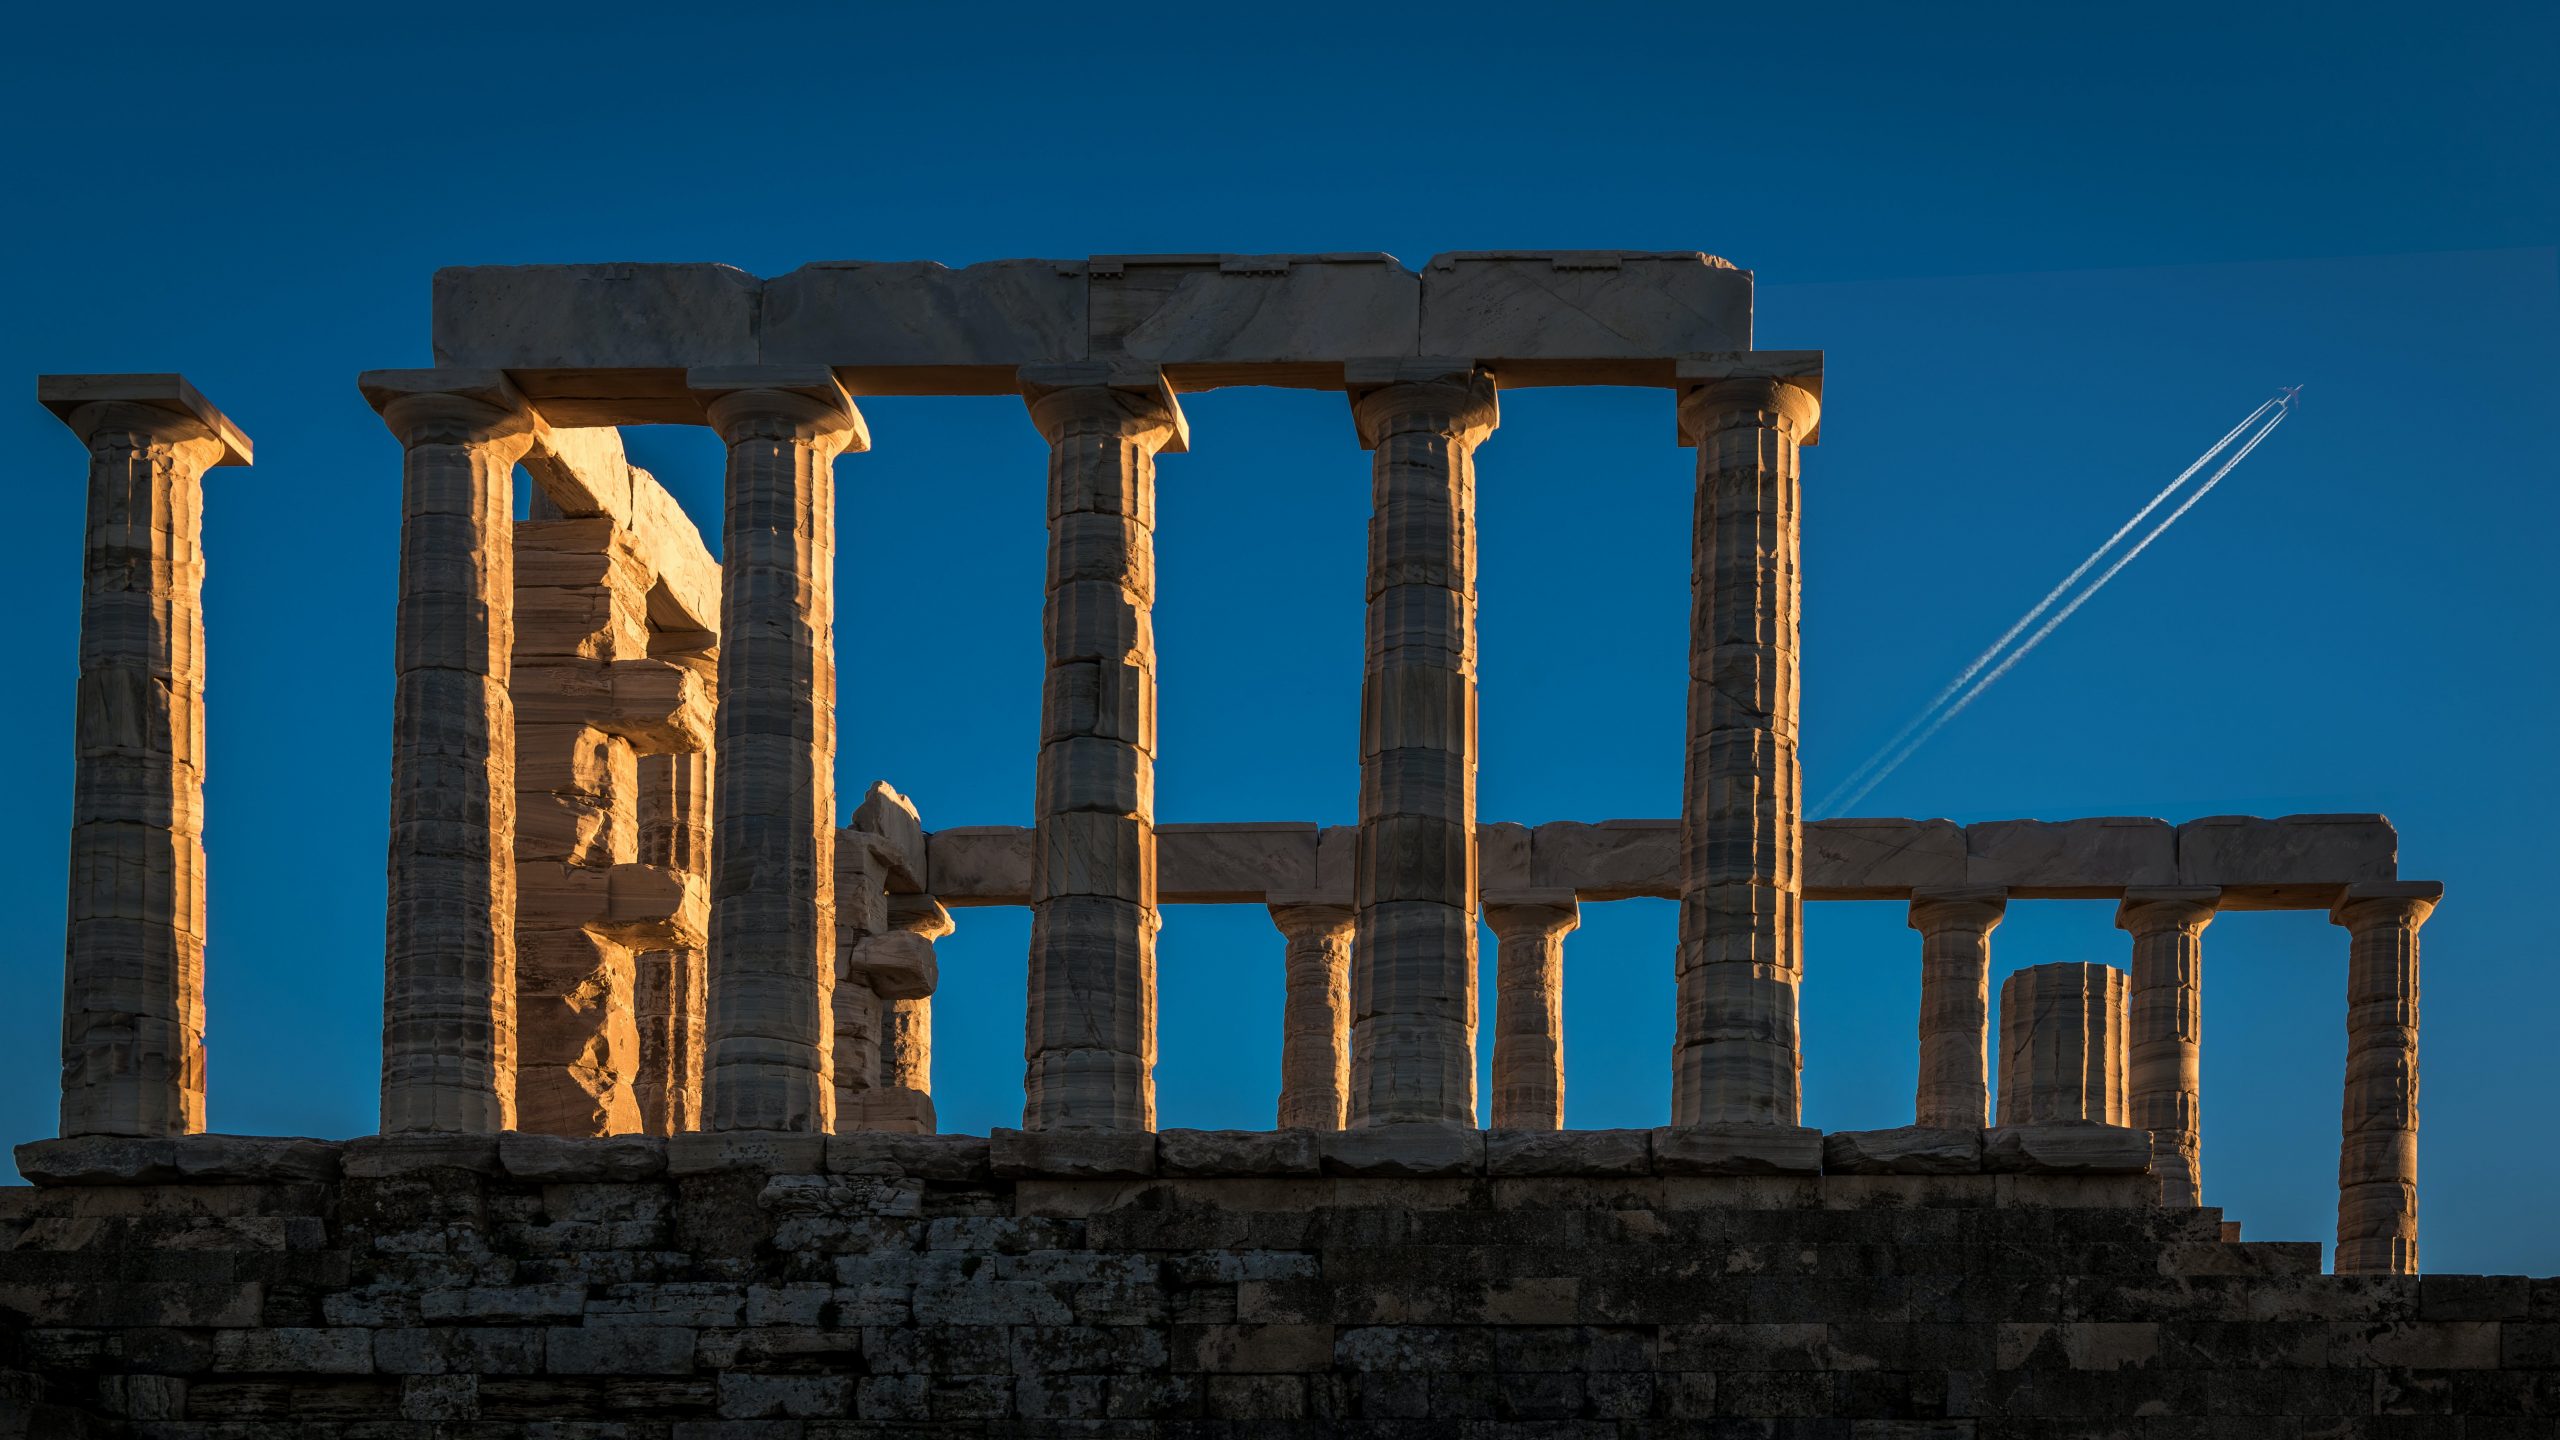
(2, 1134), (2552, 1437)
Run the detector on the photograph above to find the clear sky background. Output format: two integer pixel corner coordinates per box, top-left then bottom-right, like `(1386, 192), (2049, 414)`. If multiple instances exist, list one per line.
(2, 4), (2552, 1272)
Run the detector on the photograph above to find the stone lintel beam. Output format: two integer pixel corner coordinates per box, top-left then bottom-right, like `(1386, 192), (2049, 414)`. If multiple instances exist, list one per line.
(918, 815), (2405, 911)
(432, 253), (1762, 418)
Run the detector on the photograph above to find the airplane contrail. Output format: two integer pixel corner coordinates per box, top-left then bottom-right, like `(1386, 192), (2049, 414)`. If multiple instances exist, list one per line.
(1819, 396), (2293, 819)
(1810, 394), (2286, 818)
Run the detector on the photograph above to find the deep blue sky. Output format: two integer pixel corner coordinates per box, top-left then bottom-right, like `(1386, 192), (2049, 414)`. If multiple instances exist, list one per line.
(3, 4), (2553, 1272)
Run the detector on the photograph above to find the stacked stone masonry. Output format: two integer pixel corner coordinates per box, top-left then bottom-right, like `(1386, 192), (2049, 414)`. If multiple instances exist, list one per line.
(3, 1136), (2555, 1438)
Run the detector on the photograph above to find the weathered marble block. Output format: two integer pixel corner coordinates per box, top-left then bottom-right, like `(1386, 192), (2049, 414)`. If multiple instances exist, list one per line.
(2177, 813), (2399, 902)
(1088, 253), (1418, 377)
(760, 259), (1085, 375)
(1966, 817), (2177, 895)
(433, 263), (760, 370)
(1420, 251), (1752, 380)
(1805, 818), (1968, 898)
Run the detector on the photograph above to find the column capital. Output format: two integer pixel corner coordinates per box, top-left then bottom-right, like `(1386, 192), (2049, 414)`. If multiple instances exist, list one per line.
(889, 893), (955, 943)
(688, 365), (870, 455)
(2116, 885), (2223, 935)
(1676, 353), (1823, 447)
(1347, 360), (1497, 450)
(1483, 887), (1580, 940)
(361, 368), (542, 458)
(1908, 885), (2007, 933)
(41, 373), (252, 466)
(2330, 880), (2442, 931)
(1266, 896), (1355, 938)
(1019, 363), (1188, 454)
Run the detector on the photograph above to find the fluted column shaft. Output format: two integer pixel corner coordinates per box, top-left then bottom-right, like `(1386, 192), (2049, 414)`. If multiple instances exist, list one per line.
(700, 379), (866, 1134)
(2118, 886), (2220, 1207)
(53, 396), (240, 1137)
(881, 893), (953, 1133)
(1998, 962), (2130, 1126)
(1022, 371), (1184, 1130)
(1907, 886), (2006, 1129)
(1269, 900), (1354, 1130)
(2330, 882), (2439, 1276)
(375, 385), (536, 1134)
(1487, 894), (1579, 1130)
(1672, 378), (1819, 1126)
(1348, 371), (1497, 1129)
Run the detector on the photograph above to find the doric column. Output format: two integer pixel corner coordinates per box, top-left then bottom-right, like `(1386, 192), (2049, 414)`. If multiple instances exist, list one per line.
(693, 368), (868, 1134)
(2330, 880), (2440, 1276)
(1020, 364), (1185, 1131)
(1267, 898), (1355, 1130)
(361, 369), (539, 1134)
(634, 750), (711, 1135)
(878, 893), (952, 1134)
(1997, 962), (2130, 1126)
(1907, 885), (2006, 1129)
(1671, 369), (1821, 1127)
(1347, 361), (1497, 1130)
(1486, 890), (1579, 1130)
(40, 375), (250, 1138)
(2117, 886), (2220, 1207)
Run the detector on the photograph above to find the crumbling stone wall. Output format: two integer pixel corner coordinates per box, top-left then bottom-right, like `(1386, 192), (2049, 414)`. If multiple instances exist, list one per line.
(0, 1134), (2552, 1436)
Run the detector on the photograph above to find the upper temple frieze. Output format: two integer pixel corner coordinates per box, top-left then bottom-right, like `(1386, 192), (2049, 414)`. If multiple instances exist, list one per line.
(430, 251), (1756, 417)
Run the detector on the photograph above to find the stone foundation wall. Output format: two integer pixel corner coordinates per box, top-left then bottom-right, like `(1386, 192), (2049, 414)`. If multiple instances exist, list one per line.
(0, 1132), (2553, 1437)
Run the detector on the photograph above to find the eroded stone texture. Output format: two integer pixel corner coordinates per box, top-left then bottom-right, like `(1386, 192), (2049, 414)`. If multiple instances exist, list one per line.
(1672, 375), (1819, 1127)
(1908, 886), (2006, 1129)
(13, 1155), (2541, 1434)
(1998, 962), (2130, 1127)
(1021, 364), (1185, 1131)
(2117, 886), (2220, 1208)
(875, 892), (952, 1134)
(42, 377), (248, 1139)
(363, 370), (541, 1134)
(696, 369), (867, 1134)
(1267, 900), (1353, 1130)
(634, 750), (710, 1136)
(510, 516), (713, 1137)
(835, 786), (944, 1137)
(1348, 364), (1497, 1129)
(1419, 251), (1752, 376)
(1485, 891), (1578, 1130)
(2330, 880), (2439, 1276)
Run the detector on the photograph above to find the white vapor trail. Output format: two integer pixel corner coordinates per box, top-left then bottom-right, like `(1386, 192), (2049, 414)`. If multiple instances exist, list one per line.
(1810, 395), (2283, 818)
(1820, 401), (2291, 819)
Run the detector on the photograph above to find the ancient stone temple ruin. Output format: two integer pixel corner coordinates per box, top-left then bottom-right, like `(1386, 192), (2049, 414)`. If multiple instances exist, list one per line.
(7, 254), (2546, 1437)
